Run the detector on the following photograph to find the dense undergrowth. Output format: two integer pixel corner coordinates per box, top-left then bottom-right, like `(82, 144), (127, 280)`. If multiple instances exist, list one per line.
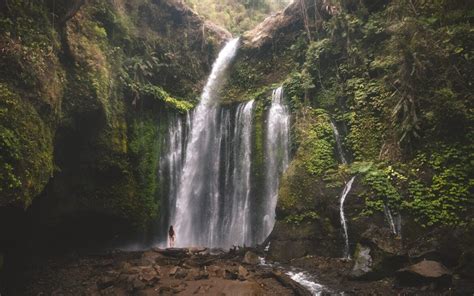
(230, 0), (473, 229)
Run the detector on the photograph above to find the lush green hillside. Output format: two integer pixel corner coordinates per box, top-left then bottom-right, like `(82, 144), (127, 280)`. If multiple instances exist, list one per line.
(185, 0), (291, 33)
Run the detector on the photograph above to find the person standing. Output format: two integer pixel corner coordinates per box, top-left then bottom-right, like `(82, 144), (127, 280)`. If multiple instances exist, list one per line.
(168, 225), (176, 248)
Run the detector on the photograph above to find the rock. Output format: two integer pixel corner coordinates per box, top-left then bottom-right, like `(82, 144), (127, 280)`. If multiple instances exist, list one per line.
(170, 266), (188, 279)
(132, 278), (146, 290)
(456, 250), (474, 279)
(193, 269), (209, 280)
(271, 271), (312, 296)
(349, 225), (408, 280)
(238, 265), (249, 280)
(188, 247), (208, 255)
(155, 248), (189, 258)
(139, 266), (159, 283)
(396, 260), (452, 287)
(194, 284), (211, 294)
(207, 265), (223, 277)
(224, 269), (238, 280)
(169, 266), (179, 276)
(350, 244), (373, 279)
(97, 275), (115, 289)
(243, 251), (260, 265)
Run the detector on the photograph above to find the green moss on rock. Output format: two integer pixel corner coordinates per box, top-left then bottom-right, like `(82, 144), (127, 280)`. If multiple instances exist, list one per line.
(0, 84), (54, 208)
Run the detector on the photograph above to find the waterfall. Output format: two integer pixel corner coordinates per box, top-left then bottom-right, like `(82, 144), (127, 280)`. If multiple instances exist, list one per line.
(383, 204), (397, 235)
(172, 38), (264, 248)
(261, 86), (291, 242)
(161, 40), (291, 249)
(330, 120), (355, 258)
(339, 176), (355, 259)
(227, 100), (255, 245)
(329, 120), (347, 164)
(383, 204), (402, 236)
(158, 113), (188, 244)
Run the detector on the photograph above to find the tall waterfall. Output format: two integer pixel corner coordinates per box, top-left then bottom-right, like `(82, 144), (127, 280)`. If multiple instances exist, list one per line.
(170, 38), (266, 248)
(330, 120), (354, 258)
(261, 86), (291, 242)
(160, 40), (291, 249)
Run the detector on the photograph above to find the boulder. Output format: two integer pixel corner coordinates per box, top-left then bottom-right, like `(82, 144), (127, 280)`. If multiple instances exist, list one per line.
(350, 244), (373, 279)
(350, 225), (407, 280)
(396, 260), (452, 287)
(243, 251), (260, 265)
(238, 265), (249, 280)
(97, 275), (115, 289)
(224, 269), (239, 280)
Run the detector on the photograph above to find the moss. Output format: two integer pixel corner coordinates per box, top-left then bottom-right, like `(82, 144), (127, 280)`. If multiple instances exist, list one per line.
(0, 84), (54, 207)
(295, 108), (337, 177)
(140, 84), (194, 113)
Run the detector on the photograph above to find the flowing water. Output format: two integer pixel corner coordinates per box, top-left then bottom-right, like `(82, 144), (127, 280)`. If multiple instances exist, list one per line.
(383, 204), (397, 235)
(330, 120), (348, 164)
(261, 86), (291, 242)
(339, 176), (356, 259)
(159, 39), (290, 250)
(173, 38), (241, 248)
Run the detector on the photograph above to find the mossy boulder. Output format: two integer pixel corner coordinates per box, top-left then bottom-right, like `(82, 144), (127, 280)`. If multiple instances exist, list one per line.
(0, 84), (54, 208)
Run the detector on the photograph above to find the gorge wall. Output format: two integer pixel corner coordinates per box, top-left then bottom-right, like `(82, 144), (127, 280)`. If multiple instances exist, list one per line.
(220, 0), (474, 283)
(0, 0), (230, 281)
(1, 0), (473, 293)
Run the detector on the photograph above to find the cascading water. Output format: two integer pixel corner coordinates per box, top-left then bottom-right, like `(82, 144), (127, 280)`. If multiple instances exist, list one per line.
(330, 120), (355, 258)
(160, 40), (291, 249)
(329, 120), (348, 165)
(339, 176), (355, 259)
(173, 38), (240, 247)
(383, 204), (402, 236)
(261, 86), (291, 242)
(383, 204), (397, 235)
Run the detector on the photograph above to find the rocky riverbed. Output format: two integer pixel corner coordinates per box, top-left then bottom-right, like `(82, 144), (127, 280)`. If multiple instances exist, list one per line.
(7, 246), (466, 295)
(16, 247), (313, 295)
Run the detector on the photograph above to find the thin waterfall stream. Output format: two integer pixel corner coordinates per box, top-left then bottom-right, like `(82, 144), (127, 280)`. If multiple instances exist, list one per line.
(330, 119), (355, 258)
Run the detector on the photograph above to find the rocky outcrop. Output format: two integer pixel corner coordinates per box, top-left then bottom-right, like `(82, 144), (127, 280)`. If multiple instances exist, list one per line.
(396, 260), (452, 288)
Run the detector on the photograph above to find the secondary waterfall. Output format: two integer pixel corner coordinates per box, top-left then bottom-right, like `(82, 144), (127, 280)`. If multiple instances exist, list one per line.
(339, 176), (355, 259)
(261, 86), (291, 242)
(329, 120), (347, 164)
(330, 120), (354, 258)
(383, 204), (402, 236)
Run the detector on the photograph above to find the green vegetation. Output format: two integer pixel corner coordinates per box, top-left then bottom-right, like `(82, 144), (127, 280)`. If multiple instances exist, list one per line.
(226, 0), (473, 229)
(0, 0), (223, 228)
(185, 0), (290, 34)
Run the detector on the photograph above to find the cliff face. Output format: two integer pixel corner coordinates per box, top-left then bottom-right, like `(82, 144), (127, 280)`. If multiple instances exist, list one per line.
(223, 0), (474, 281)
(0, 0), (230, 247)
